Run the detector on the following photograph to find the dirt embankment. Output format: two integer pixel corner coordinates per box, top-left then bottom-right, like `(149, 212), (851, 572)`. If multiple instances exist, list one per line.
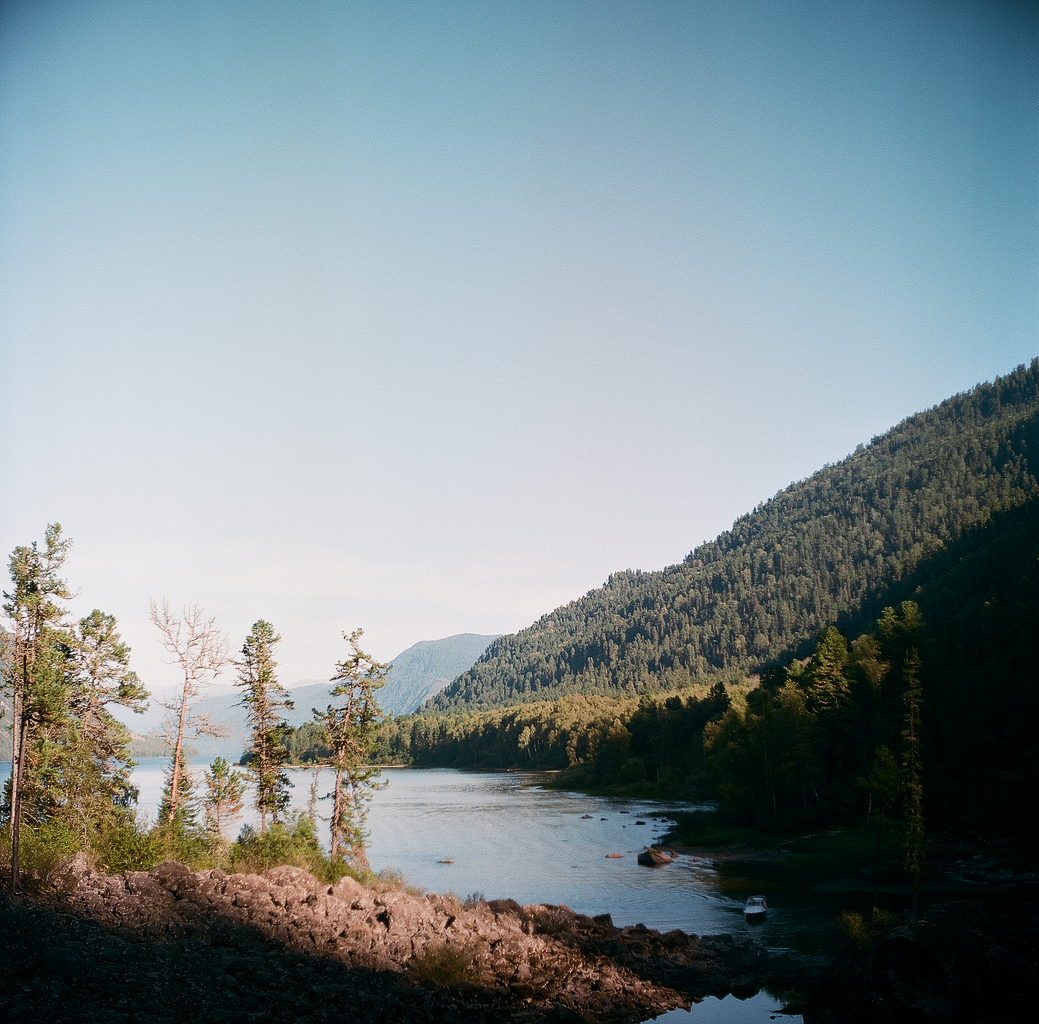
(0, 855), (814, 1023)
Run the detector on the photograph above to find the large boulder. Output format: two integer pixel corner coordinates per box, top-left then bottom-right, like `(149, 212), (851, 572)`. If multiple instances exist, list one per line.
(637, 848), (673, 867)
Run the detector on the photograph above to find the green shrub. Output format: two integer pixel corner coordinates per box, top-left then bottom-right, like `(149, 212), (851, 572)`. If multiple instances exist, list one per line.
(837, 908), (896, 949)
(618, 757), (647, 785)
(147, 818), (219, 870)
(7, 818), (80, 885)
(230, 813), (325, 876)
(1, 805), (414, 895)
(90, 819), (165, 874)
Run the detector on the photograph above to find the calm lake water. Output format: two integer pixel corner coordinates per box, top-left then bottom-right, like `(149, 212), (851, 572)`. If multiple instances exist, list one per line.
(6, 761), (813, 1022)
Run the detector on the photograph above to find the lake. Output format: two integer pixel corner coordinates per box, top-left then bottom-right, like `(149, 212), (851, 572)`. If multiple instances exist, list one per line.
(6, 761), (814, 1022)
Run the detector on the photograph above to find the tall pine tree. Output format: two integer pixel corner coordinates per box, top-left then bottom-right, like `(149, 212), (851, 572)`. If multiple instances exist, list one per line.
(237, 620), (294, 830)
(64, 610), (149, 835)
(2, 524), (72, 889)
(314, 629), (387, 864)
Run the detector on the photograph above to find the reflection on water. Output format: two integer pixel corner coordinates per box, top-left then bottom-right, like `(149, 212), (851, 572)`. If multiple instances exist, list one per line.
(648, 990), (793, 1023)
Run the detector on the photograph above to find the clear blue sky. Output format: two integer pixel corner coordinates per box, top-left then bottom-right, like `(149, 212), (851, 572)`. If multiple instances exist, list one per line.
(2, 0), (1036, 694)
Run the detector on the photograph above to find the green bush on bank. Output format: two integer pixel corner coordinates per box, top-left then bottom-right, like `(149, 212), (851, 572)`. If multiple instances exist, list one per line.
(0, 808), (385, 892)
(0, 818), (79, 881)
(230, 814), (327, 876)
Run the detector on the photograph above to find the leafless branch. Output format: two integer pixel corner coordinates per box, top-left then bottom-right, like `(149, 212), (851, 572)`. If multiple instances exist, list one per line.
(149, 598), (231, 823)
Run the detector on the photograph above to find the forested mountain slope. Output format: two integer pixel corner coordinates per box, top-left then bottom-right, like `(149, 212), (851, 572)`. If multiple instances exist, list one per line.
(429, 361), (1039, 712)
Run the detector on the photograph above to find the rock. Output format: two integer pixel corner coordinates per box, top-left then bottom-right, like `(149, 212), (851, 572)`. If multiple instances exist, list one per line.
(637, 848), (673, 867)
(264, 865), (322, 890)
(150, 859), (194, 895)
(124, 871), (174, 906)
(541, 1005), (596, 1023)
(48, 851), (92, 890)
(331, 874), (367, 902)
(4, 858), (817, 1024)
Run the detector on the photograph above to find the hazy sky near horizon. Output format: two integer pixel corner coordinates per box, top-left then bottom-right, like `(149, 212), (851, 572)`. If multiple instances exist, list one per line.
(2, 0), (1037, 695)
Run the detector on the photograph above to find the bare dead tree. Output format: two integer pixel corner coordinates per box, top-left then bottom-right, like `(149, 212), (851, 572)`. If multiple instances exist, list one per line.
(149, 599), (231, 826)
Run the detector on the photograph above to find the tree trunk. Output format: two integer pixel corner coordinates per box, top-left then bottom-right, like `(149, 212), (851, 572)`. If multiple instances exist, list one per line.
(9, 688), (21, 838)
(331, 766), (343, 859)
(872, 824), (881, 917)
(10, 715), (30, 891)
(168, 681), (190, 824)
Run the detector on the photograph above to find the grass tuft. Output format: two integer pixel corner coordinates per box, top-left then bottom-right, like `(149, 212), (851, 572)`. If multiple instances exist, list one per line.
(408, 939), (486, 985)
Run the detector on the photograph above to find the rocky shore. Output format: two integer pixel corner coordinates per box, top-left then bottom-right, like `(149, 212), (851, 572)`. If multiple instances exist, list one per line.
(0, 856), (816, 1023)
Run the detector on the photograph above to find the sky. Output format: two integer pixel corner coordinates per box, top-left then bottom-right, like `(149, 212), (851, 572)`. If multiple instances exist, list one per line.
(2, 0), (1037, 697)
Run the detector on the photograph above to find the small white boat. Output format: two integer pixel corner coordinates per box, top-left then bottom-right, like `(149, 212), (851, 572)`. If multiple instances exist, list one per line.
(744, 896), (768, 923)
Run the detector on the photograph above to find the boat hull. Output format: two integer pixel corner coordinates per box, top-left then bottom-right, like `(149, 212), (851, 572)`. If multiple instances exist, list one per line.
(744, 896), (768, 924)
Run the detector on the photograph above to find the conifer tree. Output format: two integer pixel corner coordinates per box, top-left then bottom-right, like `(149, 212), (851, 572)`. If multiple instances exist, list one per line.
(314, 629), (388, 863)
(64, 610), (149, 834)
(806, 626), (850, 714)
(157, 744), (199, 832)
(237, 620), (294, 830)
(2, 524), (72, 889)
(202, 756), (246, 838)
(860, 744), (900, 916)
(901, 648), (925, 923)
(877, 601), (926, 921)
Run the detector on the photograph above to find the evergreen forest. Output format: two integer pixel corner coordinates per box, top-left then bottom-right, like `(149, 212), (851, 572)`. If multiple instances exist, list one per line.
(431, 361), (1039, 712)
(1, 535), (386, 887)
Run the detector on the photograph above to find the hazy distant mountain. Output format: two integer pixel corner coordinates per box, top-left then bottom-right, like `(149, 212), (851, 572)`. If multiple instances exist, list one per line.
(377, 633), (500, 716)
(136, 633), (498, 760)
(140, 684), (331, 761)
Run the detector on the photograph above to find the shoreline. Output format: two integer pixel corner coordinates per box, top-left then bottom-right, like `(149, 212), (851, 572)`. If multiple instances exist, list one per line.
(0, 855), (821, 1024)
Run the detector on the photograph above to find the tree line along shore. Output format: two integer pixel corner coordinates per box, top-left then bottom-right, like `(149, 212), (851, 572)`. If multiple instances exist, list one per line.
(1, 523), (391, 890)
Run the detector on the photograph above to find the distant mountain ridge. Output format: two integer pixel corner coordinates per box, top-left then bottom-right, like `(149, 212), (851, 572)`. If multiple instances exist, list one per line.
(134, 632), (498, 759)
(379, 633), (500, 716)
(428, 360), (1039, 712)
